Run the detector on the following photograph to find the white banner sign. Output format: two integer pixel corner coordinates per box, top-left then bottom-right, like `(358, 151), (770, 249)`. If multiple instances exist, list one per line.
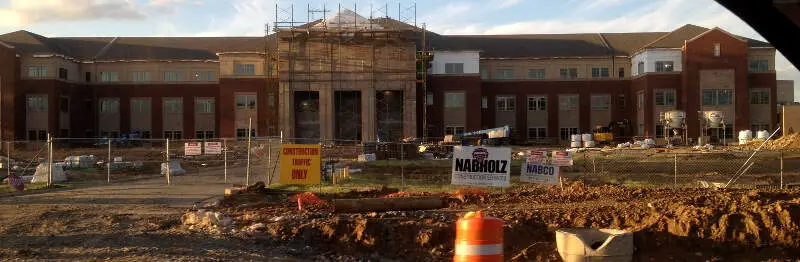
(451, 146), (511, 187)
(551, 151), (573, 166)
(527, 150), (548, 164)
(204, 142), (222, 155)
(184, 142), (202, 156)
(521, 163), (560, 185)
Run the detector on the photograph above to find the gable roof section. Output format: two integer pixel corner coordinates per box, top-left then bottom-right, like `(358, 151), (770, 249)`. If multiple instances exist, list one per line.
(429, 33), (612, 58)
(600, 32), (666, 55)
(0, 30), (64, 54)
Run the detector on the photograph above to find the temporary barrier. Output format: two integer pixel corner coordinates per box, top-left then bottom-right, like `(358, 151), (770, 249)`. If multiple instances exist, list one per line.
(454, 210), (503, 262)
(555, 228), (633, 262)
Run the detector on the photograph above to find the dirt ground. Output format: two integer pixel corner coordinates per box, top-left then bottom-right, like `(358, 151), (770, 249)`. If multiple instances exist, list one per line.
(202, 181), (800, 262)
(0, 168), (308, 262)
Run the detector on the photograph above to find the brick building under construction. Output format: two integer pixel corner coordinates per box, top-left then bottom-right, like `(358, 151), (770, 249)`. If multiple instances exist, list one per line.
(0, 8), (787, 144)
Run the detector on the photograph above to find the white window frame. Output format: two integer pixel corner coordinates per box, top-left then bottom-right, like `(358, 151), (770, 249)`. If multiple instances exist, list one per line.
(559, 68), (578, 79)
(495, 96), (516, 111)
(235, 63), (256, 75)
(444, 92), (465, 108)
(131, 98), (151, 113)
(195, 98), (215, 114)
(444, 63), (464, 74)
(496, 69), (514, 79)
(527, 96), (547, 111)
(27, 65), (48, 78)
(426, 93), (434, 106)
(702, 89), (733, 106)
(527, 127), (547, 140)
(590, 94), (610, 110)
(559, 127), (579, 141)
(236, 94), (257, 110)
(750, 88), (769, 105)
(444, 126), (465, 136)
(164, 71), (182, 81)
(748, 60), (769, 72)
(591, 67), (609, 78)
(131, 71), (151, 82)
(99, 98), (119, 114)
(559, 95), (578, 111)
(163, 98), (183, 114)
(26, 95), (47, 112)
(100, 72), (119, 82)
(655, 61), (674, 72)
(528, 69), (545, 79)
(654, 89), (676, 106)
(191, 71), (214, 81)
(713, 43), (721, 56)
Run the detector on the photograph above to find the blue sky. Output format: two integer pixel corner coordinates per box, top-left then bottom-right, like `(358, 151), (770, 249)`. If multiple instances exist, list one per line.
(1, 0), (798, 100)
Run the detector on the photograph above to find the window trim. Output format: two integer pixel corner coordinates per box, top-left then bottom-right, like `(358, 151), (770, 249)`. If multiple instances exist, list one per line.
(236, 94), (257, 110)
(591, 67), (609, 78)
(590, 94), (610, 110)
(495, 96), (516, 111)
(528, 68), (546, 79)
(99, 98), (120, 114)
(235, 63), (257, 75)
(496, 69), (514, 79)
(559, 68), (578, 80)
(654, 89), (676, 106)
(655, 61), (675, 72)
(527, 96), (547, 111)
(163, 98), (183, 114)
(559, 127), (579, 141)
(195, 98), (215, 114)
(559, 95), (579, 111)
(100, 71), (119, 82)
(27, 65), (48, 79)
(750, 88), (769, 105)
(444, 126), (466, 136)
(444, 92), (466, 108)
(444, 63), (465, 74)
(527, 127), (547, 140)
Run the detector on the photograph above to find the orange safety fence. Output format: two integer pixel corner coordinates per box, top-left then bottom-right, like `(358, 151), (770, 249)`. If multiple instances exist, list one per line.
(289, 192), (327, 205)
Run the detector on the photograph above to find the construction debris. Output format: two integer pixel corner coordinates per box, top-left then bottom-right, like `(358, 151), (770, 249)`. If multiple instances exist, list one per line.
(333, 196), (446, 213)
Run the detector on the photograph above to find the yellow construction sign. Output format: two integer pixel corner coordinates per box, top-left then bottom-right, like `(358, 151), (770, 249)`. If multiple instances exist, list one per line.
(279, 144), (322, 185)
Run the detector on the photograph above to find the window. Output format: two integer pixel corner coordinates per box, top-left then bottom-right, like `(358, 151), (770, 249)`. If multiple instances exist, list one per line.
(637, 62), (644, 75)
(559, 68), (578, 79)
(444, 63), (464, 74)
(481, 96), (488, 109)
(496, 69), (514, 79)
(637, 92), (644, 110)
(99, 98), (119, 114)
(131, 71), (151, 82)
(164, 131), (183, 140)
(749, 60), (769, 72)
(85, 72), (92, 82)
(131, 99), (151, 113)
(268, 93), (276, 108)
(164, 98), (182, 114)
(655, 125), (665, 138)
(617, 94), (626, 109)
(713, 43), (721, 57)
(702, 90), (733, 106)
(235, 63), (256, 75)
(751, 124), (770, 131)
(267, 64), (275, 76)
(100, 72), (119, 82)
(59, 97), (69, 113)
(654, 89), (676, 106)
(444, 92), (465, 108)
(192, 71), (214, 81)
(236, 94), (257, 110)
(27, 66), (48, 78)
(58, 68), (68, 80)
(750, 89), (769, 105)
(196, 131), (215, 139)
(426, 93), (434, 106)
(591, 95), (610, 110)
(480, 69), (488, 80)
(528, 127), (547, 140)
(559, 127), (579, 141)
(559, 95), (578, 110)
(528, 69), (545, 79)
(496, 96), (515, 111)
(195, 98), (214, 114)
(26, 95), (47, 111)
(527, 96), (547, 111)
(618, 68), (624, 79)
(164, 71), (182, 81)
(591, 67), (609, 78)
(655, 61), (674, 72)
(444, 126), (465, 136)
(236, 128), (256, 139)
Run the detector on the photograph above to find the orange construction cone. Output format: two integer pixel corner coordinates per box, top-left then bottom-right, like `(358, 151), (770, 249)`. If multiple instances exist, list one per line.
(454, 210), (503, 262)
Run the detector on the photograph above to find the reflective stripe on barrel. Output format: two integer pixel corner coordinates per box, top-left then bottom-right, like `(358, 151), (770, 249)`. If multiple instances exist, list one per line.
(454, 211), (503, 262)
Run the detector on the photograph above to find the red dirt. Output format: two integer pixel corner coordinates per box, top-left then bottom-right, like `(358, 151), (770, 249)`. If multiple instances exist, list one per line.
(194, 182), (800, 261)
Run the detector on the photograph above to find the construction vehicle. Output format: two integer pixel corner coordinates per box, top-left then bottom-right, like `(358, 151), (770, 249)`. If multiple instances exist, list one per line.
(440, 126), (512, 146)
(593, 120), (630, 145)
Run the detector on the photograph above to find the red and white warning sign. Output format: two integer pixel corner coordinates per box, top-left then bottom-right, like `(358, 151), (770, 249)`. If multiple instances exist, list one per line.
(184, 142), (202, 156)
(551, 151), (573, 166)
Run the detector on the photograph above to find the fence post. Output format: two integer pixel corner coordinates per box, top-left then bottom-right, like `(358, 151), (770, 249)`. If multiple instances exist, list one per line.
(780, 151), (784, 189)
(166, 138), (171, 185)
(400, 142), (405, 191)
(592, 155), (596, 174)
(47, 133), (53, 187)
(266, 141), (272, 186)
(246, 118), (252, 186)
(6, 141), (10, 180)
(223, 138), (228, 183)
(107, 137), (111, 184)
(674, 153), (678, 188)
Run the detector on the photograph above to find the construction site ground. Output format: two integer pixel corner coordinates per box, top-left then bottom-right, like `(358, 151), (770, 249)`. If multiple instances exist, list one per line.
(2, 146), (800, 261)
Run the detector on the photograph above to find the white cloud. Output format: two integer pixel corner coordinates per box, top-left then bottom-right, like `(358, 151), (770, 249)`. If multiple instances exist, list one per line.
(497, 0), (521, 9)
(0, 0), (146, 26)
(577, 0), (625, 12)
(195, 0), (274, 37)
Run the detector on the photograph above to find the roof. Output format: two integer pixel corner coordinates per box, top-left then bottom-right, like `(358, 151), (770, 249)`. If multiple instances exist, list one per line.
(0, 23), (774, 61)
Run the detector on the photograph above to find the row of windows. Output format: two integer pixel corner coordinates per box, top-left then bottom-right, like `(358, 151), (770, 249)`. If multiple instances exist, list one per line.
(26, 94), (273, 113)
(28, 128), (277, 140)
(479, 67), (625, 80)
(25, 65), (218, 82)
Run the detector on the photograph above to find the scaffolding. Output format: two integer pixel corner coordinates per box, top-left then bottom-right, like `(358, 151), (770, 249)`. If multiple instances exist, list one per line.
(271, 3), (419, 144)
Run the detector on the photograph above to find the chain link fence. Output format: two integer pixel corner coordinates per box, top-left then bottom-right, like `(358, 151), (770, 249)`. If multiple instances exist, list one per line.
(3, 136), (799, 192)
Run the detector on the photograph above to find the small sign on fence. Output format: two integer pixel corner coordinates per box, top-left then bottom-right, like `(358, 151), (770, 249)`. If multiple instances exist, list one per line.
(451, 146), (511, 187)
(527, 150), (548, 164)
(279, 144), (322, 185)
(551, 151), (573, 166)
(521, 162), (560, 185)
(184, 142), (202, 156)
(204, 142), (222, 155)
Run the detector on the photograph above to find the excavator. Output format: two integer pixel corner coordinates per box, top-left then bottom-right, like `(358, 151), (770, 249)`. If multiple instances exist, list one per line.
(593, 120), (630, 145)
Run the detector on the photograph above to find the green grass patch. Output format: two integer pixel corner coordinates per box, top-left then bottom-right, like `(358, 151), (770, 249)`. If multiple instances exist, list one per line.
(0, 183), (71, 193)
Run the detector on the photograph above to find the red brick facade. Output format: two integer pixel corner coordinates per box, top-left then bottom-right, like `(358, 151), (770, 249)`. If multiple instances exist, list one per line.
(0, 44), (16, 141)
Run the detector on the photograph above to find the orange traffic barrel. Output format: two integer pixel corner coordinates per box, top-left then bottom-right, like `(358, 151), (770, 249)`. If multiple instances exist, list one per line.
(454, 210), (503, 261)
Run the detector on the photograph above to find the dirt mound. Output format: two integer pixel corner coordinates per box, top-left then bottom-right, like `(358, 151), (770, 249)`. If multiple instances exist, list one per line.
(193, 184), (800, 261)
(733, 133), (800, 150)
